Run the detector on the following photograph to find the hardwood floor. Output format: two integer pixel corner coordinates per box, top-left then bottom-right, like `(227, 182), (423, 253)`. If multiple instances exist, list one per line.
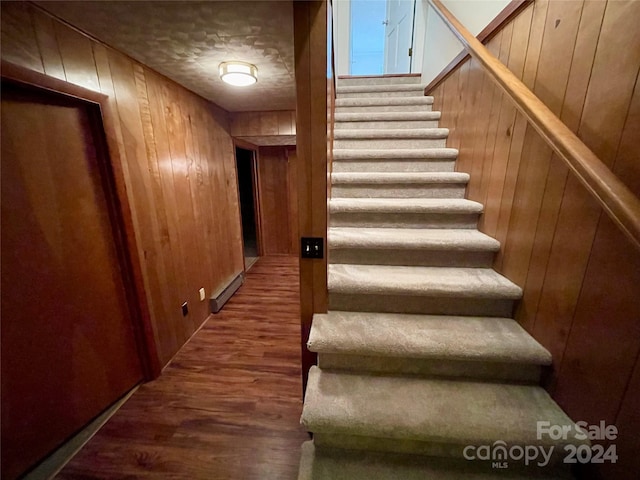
(57, 256), (308, 479)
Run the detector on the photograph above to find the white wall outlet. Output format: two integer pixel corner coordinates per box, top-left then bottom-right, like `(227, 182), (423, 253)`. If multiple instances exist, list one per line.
(199, 287), (206, 301)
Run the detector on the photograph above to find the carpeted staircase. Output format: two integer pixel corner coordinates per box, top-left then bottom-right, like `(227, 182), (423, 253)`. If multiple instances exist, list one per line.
(298, 76), (588, 478)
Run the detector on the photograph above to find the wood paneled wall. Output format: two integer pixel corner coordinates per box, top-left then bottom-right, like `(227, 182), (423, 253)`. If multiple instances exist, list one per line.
(257, 146), (299, 255)
(429, 1), (640, 478)
(294, 0), (328, 390)
(1, 2), (245, 369)
(230, 110), (296, 137)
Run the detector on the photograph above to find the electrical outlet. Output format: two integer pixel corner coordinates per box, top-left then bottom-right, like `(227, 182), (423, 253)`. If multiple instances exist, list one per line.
(301, 237), (324, 259)
(181, 302), (188, 317)
(199, 288), (206, 301)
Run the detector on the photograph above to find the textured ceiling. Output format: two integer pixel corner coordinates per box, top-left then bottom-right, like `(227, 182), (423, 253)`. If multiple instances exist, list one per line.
(39, 1), (296, 112)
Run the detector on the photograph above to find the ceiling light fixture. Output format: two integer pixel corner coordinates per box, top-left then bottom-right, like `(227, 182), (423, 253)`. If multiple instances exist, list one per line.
(219, 61), (258, 87)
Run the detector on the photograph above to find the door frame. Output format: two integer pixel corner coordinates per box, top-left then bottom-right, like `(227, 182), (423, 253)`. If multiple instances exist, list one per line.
(233, 139), (263, 269)
(1, 60), (161, 379)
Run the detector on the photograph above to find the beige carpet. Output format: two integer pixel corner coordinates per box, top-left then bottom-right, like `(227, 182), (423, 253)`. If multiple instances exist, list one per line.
(298, 76), (586, 479)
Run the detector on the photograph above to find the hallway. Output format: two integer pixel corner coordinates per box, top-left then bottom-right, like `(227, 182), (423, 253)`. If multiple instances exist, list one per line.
(57, 256), (308, 479)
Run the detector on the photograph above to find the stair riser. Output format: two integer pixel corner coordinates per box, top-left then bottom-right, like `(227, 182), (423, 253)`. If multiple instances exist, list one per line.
(332, 160), (456, 173)
(318, 354), (542, 384)
(312, 434), (570, 466)
(336, 104), (433, 113)
(330, 212), (479, 229)
(331, 184), (466, 199)
(334, 138), (447, 149)
(299, 442), (574, 480)
(338, 77), (422, 86)
(338, 91), (425, 98)
(328, 293), (515, 317)
(335, 120), (440, 129)
(338, 84), (427, 93)
(328, 248), (495, 268)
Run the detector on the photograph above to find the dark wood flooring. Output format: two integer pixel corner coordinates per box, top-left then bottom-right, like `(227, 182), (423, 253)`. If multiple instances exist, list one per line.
(57, 256), (308, 479)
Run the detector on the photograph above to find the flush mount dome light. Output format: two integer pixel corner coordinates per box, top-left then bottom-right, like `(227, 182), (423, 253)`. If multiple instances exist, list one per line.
(219, 61), (258, 87)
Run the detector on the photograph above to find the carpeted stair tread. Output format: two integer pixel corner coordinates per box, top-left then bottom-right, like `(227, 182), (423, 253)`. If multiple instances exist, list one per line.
(328, 228), (499, 267)
(334, 128), (449, 139)
(336, 96), (434, 107)
(298, 442), (573, 480)
(335, 111), (441, 122)
(333, 148), (458, 160)
(337, 84), (426, 94)
(331, 172), (469, 185)
(302, 367), (585, 450)
(308, 311), (551, 365)
(329, 264), (522, 299)
(330, 197), (482, 214)
(299, 75), (585, 477)
(329, 227), (498, 251)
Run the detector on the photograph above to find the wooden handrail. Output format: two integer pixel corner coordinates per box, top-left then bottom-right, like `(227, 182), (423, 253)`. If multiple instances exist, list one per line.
(428, 0), (640, 250)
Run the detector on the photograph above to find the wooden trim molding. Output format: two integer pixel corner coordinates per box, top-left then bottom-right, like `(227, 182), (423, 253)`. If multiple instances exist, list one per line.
(428, 0), (640, 251)
(424, 0), (532, 94)
(1, 60), (162, 379)
(233, 137), (260, 151)
(231, 140), (264, 266)
(338, 73), (421, 79)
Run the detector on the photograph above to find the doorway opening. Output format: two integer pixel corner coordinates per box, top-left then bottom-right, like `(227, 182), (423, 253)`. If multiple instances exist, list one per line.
(235, 146), (261, 270)
(349, 0), (417, 75)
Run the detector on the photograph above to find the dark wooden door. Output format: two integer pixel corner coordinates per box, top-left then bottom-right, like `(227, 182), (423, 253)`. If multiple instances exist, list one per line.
(1, 83), (144, 479)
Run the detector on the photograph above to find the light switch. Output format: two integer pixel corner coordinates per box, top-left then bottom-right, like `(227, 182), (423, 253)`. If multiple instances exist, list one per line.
(199, 288), (206, 301)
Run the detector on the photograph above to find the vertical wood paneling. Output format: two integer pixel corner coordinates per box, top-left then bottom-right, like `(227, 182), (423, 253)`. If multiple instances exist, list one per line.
(454, 57), (483, 176)
(109, 50), (171, 354)
(431, 82), (444, 113)
(294, 0), (327, 390)
(0, 2), (43, 73)
(612, 357), (640, 479)
(579, 1), (640, 170)
(54, 22), (100, 91)
(613, 69), (640, 194)
(434, 69), (450, 138)
(533, 0), (640, 372)
(501, 0), (582, 311)
(1, 3), (244, 368)
(230, 110), (297, 137)
(449, 59), (471, 154)
(490, 5), (534, 263)
(181, 88), (212, 326)
(553, 214), (640, 424)
(477, 23), (513, 218)
(466, 34), (502, 202)
(521, 0), (549, 88)
(519, 0), (607, 336)
(31, 10), (65, 80)
(481, 18), (521, 237)
(492, 111), (527, 270)
(258, 146), (294, 255)
(134, 67), (181, 358)
(288, 148), (300, 255)
(430, 1), (640, 478)
(278, 110), (296, 134)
